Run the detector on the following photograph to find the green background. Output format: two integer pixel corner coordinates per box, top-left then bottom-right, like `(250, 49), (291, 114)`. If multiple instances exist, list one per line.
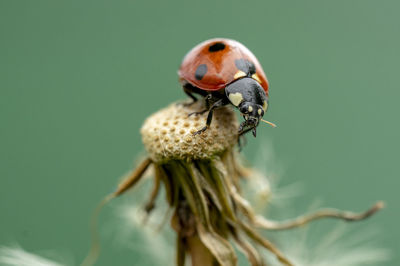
(1, 0), (399, 265)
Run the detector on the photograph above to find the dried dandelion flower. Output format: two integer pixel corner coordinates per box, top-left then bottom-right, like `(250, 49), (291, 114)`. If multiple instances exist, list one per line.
(83, 101), (384, 266)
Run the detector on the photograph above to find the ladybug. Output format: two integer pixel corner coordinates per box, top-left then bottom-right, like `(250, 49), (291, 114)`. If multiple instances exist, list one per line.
(178, 38), (275, 138)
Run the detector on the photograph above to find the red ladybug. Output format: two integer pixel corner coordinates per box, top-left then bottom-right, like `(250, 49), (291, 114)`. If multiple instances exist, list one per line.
(178, 38), (275, 137)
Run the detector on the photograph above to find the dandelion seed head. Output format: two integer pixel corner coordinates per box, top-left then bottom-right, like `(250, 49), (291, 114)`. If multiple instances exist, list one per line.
(141, 101), (238, 162)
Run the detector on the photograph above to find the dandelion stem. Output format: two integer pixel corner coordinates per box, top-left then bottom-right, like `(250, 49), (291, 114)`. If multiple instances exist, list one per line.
(176, 233), (186, 266)
(187, 235), (216, 266)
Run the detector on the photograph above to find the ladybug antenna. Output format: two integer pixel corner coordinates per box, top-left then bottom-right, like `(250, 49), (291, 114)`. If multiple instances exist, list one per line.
(260, 119), (277, 128)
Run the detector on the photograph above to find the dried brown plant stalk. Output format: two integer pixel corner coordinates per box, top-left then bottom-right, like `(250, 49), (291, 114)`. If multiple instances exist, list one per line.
(83, 101), (383, 266)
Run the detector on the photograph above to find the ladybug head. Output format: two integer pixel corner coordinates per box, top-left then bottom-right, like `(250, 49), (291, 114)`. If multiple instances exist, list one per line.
(237, 104), (275, 137)
(226, 78), (276, 137)
(238, 102), (264, 137)
(239, 102), (264, 120)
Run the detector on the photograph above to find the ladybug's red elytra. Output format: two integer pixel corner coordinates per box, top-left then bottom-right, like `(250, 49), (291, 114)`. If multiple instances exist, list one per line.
(178, 38), (275, 138)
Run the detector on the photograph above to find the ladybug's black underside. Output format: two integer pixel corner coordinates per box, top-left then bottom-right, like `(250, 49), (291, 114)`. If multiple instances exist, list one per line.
(183, 77), (267, 138)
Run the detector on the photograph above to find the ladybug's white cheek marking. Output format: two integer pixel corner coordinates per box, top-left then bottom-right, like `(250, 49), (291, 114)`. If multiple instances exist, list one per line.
(248, 106), (253, 112)
(258, 109), (262, 115)
(252, 74), (262, 84)
(228, 92), (244, 106)
(234, 70), (247, 80)
(262, 101), (268, 111)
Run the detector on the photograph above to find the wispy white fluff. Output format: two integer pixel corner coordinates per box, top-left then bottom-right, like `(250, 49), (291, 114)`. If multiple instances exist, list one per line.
(113, 204), (173, 264)
(264, 224), (390, 266)
(244, 138), (303, 212)
(0, 246), (65, 266)
(108, 177), (175, 266)
(250, 139), (390, 266)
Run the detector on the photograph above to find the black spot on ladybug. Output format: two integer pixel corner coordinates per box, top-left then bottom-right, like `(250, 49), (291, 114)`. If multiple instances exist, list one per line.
(235, 59), (256, 75)
(208, 42), (226, 52)
(195, 64), (207, 80)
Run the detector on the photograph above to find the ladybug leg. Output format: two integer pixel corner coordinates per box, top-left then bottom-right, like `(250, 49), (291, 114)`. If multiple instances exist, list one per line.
(193, 98), (228, 136)
(239, 127), (254, 136)
(238, 121), (257, 137)
(237, 134), (248, 151)
(183, 88), (198, 105)
(237, 124), (253, 151)
(188, 94), (213, 117)
(188, 109), (207, 117)
(182, 84), (198, 106)
(238, 120), (251, 135)
(204, 94), (214, 110)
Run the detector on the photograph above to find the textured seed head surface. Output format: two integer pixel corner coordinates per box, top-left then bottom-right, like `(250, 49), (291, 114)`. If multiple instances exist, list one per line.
(141, 101), (239, 162)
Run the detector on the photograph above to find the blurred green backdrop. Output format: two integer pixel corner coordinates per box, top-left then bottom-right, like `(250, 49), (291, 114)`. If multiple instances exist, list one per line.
(1, 0), (399, 265)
